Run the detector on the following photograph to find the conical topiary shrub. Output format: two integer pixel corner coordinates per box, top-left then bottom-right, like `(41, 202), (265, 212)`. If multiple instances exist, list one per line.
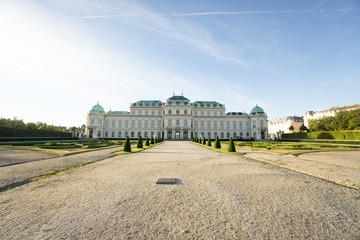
(123, 136), (131, 152)
(145, 137), (150, 146)
(155, 137), (158, 143)
(151, 136), (154, 145)
(137, 135), (143, 148)
(207, 137), (211, 146)
(228, 137), (236, 152)
(202, 137), (206, 145)
(214, 136), (221, 149)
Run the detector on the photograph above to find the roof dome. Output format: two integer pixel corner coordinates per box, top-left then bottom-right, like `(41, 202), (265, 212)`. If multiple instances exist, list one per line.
(90, 103), (105, 114)
(250, 105), (265, 115)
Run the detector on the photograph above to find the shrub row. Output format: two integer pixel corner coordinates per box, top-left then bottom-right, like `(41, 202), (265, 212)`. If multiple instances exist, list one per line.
(282, 131), (360, 140)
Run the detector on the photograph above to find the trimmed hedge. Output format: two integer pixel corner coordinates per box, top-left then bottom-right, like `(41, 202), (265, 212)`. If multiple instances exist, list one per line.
(282, 131), (360, 140)
(0, 126), (71, 138)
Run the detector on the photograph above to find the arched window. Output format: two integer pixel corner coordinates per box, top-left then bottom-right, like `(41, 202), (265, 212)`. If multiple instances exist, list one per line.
(118, 131), (121, 137)
(111, 131), (115, 137)
(176, 110), (180, 114)
(168, 110), (172, 114)
(184, 120), (188, 127)
(184, 110), (188, 114)
(105, 131), (108, 137)
(176, 120), (180, 127)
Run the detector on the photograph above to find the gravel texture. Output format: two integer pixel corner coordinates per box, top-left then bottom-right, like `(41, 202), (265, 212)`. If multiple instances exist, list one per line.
(0, 141), (359, 239)
(0, 147), (123, 189)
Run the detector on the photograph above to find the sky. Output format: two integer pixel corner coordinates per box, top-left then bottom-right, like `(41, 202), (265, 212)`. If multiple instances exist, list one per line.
(0, 0), (359, 127)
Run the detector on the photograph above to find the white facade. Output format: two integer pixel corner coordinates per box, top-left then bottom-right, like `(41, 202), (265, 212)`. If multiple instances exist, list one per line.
(304, 104), (360, 127)
(268, 116), (304, 139)
(86, 95), (268, 140)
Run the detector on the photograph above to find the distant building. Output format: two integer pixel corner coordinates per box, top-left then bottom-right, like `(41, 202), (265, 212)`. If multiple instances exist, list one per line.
(304, 104), (360, 127)
(85, 94), (268, 140)
(268, 116), (304, 139)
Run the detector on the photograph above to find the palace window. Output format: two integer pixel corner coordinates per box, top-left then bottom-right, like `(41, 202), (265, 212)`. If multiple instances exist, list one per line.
(145, 120), (148, 128)
(125, 131), (128, 137)
(226, 121), (230, 129)
(97, 130), (101, 137)
(246, 132), (249, 137)
(91, 118), (94, 124)
(168, 110), (172, 114)
(184, 120), (188, 127)
(184, 110), (187, 114)
(168, 120), (172, 127)
(176, 110), (180, 114)
(194, 132), (198, 138)
(221, 132), (224, 139)
(233, 121), (236, 129)
(118, 131), (121, 137)
(145, 111), (148, 116)
(111, 131), (115, 137)
(201, 132), (204, 138)
(152, 111), (155, 116)
(158, 120), (161, 128)
(138, 120), (142, 128)
(214, 121), (218, 129)
(158, 132), (161, 137)
(176, 120), (180, 127)
(260, 120), (264, 128)
(207, 121), (211, 129)
(131, 120), (135, 128)
(138, 131), (141, 137)
(194, 121), (198, 128)
(105, 131), (108, 137)
(105, 120), (109, 127)
(112, 120), (115, 128)
(233, 132), (236, 138)
(118, 120), (122, 128)
(201, 111), (204, 116)
(207, 111), (211, 116)
(144, 132), (148, 137)
(151, 131), (154, 137)
(246, 122), (249, 129)
(208, 132), (211, 138)
(227, 132), (230, 138)
(220, 121), (224, 129)
(239, 122), (243, 129)
(240, 132), (243, 137)
(252, 121), (256, 128)
(214, 132), (218, 137)
(125, 120), (129, 128)
(131, 132), (134, 137)
(201, 121), (204, 129)
(151, 120), (155, 128)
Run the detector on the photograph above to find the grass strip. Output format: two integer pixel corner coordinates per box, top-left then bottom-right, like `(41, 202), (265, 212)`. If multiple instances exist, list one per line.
(113, 143), (162, 155)
(194, 142), (245, 155)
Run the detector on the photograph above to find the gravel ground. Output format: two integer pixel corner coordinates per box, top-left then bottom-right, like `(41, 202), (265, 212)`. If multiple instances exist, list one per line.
(0, 149), (59, 167)
(0, 141), (359, 239)
(0, 146), (123, 189)
(241, 149), (360, 189)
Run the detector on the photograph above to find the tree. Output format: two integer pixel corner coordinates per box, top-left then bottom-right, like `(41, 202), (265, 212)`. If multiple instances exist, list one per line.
(299, 124), (308, 132)
(145, 137), (150, 146)
(137, 135), (143, 148)
(151, 136), (154, 145)
(289, 125), (294, 131)
(207, 137), (211, 146)
(155, 137), (158, 143)
(214, 136), (221, 149)
(123, 136), (131, 152)
(228, 137), (236, 152)
(202, 137), (206, 145)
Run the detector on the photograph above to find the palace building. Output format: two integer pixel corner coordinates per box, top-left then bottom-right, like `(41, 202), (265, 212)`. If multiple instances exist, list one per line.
(85, 94), (268, 140)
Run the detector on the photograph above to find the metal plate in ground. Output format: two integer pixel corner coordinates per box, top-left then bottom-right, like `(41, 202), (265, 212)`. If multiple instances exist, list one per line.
(156, 178), (177, 184)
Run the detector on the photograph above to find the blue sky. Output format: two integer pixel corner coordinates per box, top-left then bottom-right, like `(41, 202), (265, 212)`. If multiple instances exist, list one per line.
(1, 0), (359, 127)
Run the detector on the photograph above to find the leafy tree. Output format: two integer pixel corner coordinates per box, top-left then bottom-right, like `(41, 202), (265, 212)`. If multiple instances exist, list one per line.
(202, 137), (206, 145)
(299, 124), (308, 132)
(228, 137), (236, 152)
(123, 136), (131, 152)
(137, 135), (143, 148)
(214, 136), (221, 149)
(145, 137), (150, 146)
(289, 125), (294, 131)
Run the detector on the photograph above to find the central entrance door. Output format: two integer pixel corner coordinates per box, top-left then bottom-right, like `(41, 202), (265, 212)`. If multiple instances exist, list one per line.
(167, 131), (172, 139)
(183, 131), (188, 139)
(175, 131), (180, 139)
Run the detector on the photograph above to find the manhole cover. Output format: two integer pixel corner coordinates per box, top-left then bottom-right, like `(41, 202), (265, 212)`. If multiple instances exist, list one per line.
(156, 178), (176, 184)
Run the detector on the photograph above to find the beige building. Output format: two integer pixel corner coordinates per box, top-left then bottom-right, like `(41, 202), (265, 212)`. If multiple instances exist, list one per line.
(268, 116), (304, 139)
(85, 94), (268, 140)
(304, 104), (360, 127)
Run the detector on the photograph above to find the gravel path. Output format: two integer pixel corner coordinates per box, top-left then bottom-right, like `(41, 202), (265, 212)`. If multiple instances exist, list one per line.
(0, 146), (123, 189)
(241, 149), (360, 189)
(0, 141), (359, 239)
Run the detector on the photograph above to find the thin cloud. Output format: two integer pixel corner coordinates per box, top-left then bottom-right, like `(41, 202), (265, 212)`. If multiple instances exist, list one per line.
(65, 8), (353, 19)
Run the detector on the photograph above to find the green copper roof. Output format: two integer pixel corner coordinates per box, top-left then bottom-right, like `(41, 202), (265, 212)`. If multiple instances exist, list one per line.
(167, 95), (190, 105)
(132, 100), (163, 107)
(90, 103), (105, 114)
(193, 101), (223, 107)
(250, 105), (265, 115)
